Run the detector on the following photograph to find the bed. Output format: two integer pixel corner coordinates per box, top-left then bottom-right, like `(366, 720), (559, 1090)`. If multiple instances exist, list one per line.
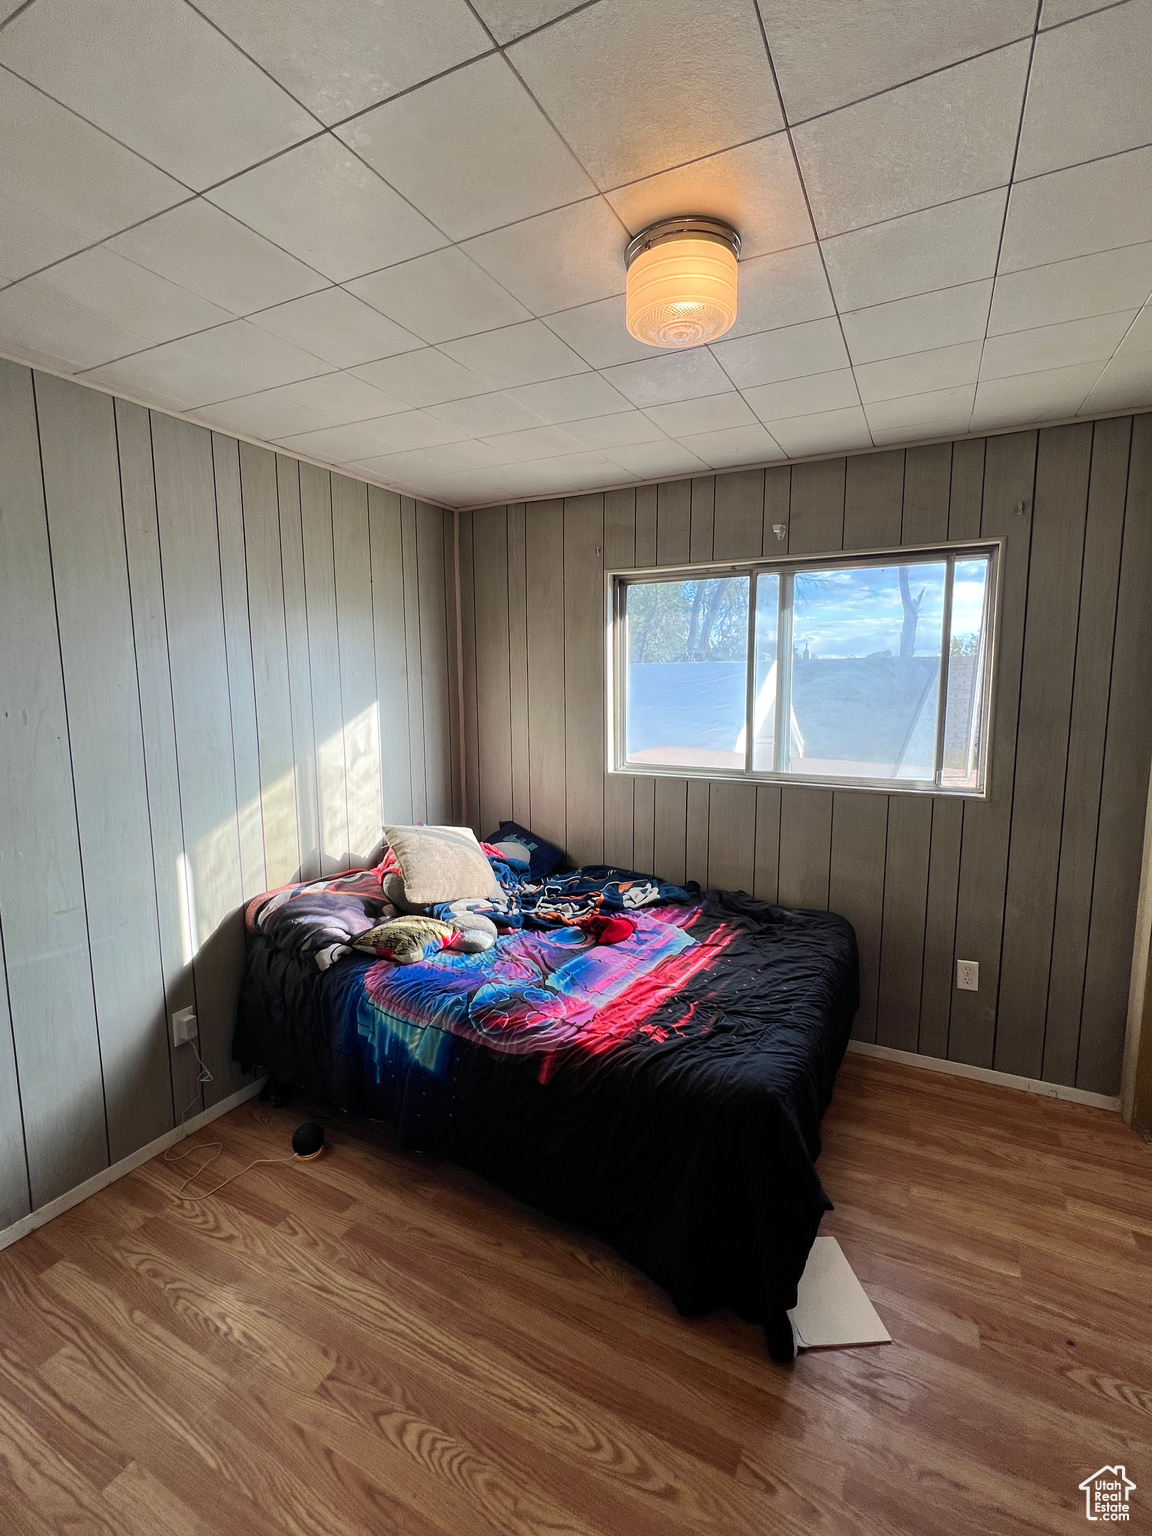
(232, 855), (858, 1362)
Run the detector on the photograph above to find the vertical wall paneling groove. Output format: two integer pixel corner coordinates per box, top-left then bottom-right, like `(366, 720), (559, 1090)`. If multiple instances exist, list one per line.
(399, 498), (427, 824)
(444, 510), (464, 824)
(525, 499), (567, 848)
(117, 400), (200, 1123)
(0, 365), (454, 1219)
(151, 413), (248, 1105)
(472, 507), (513, 838)
(36, 375), (173, 1163)
(1043, 417), (1131, 1082)
(299, 465), (348, 870)
(563, 495), (606, 867)
(212, 434), (267, 902)
(416, 504), (453, 825)
(276, 455), (320, 879)
(458, 415), (1151, 1093)
(506, 504), (532, 831)
(995, 424), (1093, 1077)
(0, 361), (107, 1206)
(332, 476), (381, 861)
(1078, 413), (1152, 1093)
(455, 508), (481, 833)
(602, 488), (636, 869)
(238, 443), (299, 888)
(950, 432), (1037, 1068)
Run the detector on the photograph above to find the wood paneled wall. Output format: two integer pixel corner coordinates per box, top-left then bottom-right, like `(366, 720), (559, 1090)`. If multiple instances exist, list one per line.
(458, 415), (1152, 1098)
(0, 362), (455, 1226)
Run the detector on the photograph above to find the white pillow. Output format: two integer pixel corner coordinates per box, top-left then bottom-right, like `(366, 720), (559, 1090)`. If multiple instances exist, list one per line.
(384, 824), (501, 905)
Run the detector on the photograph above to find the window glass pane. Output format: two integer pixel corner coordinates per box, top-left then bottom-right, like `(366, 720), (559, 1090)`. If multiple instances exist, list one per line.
(624, 576), (749, 769)
(750, 572), (780, 772)
(941, 556), (991, 790)
(787, 561), (947, 782)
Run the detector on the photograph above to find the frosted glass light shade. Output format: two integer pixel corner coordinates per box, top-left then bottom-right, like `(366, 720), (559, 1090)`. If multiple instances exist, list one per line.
(625, 218), (740, 349)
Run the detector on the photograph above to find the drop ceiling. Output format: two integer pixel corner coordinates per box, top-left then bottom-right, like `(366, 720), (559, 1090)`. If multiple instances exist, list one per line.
(1, 0), (1150, 509)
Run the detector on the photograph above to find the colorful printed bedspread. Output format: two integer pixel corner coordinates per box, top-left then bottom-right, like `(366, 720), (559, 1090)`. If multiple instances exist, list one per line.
(234, 874), (859, 1360)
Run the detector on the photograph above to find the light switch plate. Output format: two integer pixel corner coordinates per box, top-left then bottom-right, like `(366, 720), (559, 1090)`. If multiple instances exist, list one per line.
(956, 959), (979, 992)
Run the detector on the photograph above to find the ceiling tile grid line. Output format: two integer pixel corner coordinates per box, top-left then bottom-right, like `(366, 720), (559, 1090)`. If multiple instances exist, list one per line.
(1, 0), (1151, 506)
(965, 0), (1044, 438)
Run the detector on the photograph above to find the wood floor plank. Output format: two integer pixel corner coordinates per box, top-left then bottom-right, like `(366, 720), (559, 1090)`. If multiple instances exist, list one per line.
(1, 1056), (1148, 1536)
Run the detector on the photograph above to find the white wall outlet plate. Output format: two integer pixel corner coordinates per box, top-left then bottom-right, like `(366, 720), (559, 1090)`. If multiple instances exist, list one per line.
(171, 1006), (198, 1047)
(956, 959), (979, 992)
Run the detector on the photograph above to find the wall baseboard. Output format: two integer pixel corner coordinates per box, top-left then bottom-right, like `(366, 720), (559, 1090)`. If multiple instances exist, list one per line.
(0, 1078), (266, 1256)
(847, 1040), (1121, 1113)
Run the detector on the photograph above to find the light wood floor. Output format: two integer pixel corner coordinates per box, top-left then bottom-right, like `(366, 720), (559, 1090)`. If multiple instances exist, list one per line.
(1, 1054), (1148, 1536)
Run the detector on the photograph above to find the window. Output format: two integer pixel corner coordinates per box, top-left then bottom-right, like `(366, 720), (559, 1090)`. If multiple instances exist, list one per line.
(610, 544), (998, 796)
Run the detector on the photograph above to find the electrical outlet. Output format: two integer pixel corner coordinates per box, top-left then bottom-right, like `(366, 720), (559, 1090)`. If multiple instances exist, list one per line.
(956, 959), (979, 992)
(171, 1006), (198, 1047)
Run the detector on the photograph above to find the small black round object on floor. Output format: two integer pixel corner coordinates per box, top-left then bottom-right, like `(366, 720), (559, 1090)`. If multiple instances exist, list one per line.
(291, 1121), (326, 1160)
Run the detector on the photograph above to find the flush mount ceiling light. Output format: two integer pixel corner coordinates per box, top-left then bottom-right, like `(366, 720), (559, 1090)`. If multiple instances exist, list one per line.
(624, 216), (741, 349)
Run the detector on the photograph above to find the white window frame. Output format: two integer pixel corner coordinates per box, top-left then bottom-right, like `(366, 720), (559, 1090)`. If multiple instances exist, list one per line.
(606, 539), (1003, 799)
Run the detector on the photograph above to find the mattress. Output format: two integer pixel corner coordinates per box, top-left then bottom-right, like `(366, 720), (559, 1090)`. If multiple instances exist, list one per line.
(233, 884), (858, 1361)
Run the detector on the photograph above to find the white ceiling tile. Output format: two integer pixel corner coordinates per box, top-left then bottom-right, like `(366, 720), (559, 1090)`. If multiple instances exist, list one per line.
(1000, 147), (1152, 271)
(346, 247), (531, 345)
(559, 411), (668, 450)
(80, 319), (330, 405)
(711, 317), (850, 390)
(643, 392), (757, 437)
(508, 0), (783, 188)
(821, 190), (1007, 311)
(480, 424), (585, 461)
(1016, 3), (1152, 180)
(249, 288), (420, 368)
(842, 281), (993, 365)
(192, 0), (490, 124)
(761, 0), (1036, 122)
(1079, 352), (1152, 412)
(726, 246), (836, 339)
(505, 373), (630, 423)
(743, 369), (860, 421)
(79, 344), (234, 409)
(462, 198), (627, 314)
(855, 341), (983, 402)
(677, 423), (784, 469)
(755, 406), (872, 456)
(0, 244), (231, 365)
(980, 311), (1135, 380)
(1040, 0), (1117, 24)
(439, 320), (590, 388)
(423, 451), (627, 506)
(358, 439), (515, 482)
(0, 0), (317, 189)
(989, 245), (1152, 334)
(542, 296), (656, 369)
(1115, 302), (1152, 358)
(863, 384), (976, 432)
(971, 363), (1104, 428)
(337, 54), (595, 241)
(273, 371), (411, 422)
(601, 349), (732, 408)
(425, 391), (544, 436)
(107, 200), (327, 316)
(603, 440), (712, 479)
(353, 347), (489, 406)
(0, 281), (135, 373)
(193, 393), (337, 442)
(280, 412), (467, 462)
(208, 135), (445, 283)
(469, 0), (577, 44)
(793, 44), (1029, 237)
(605, 135), (814, 261)
(0, 70), (187, 285)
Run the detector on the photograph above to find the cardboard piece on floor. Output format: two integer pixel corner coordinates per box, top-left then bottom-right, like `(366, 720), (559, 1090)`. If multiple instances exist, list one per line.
(788, 1236), (891, 1350)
